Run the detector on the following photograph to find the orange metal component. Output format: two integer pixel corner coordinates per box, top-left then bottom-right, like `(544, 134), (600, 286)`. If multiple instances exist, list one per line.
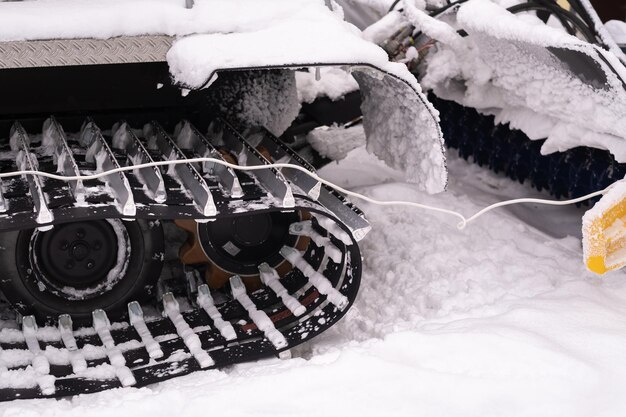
(175, 213), (310, 290)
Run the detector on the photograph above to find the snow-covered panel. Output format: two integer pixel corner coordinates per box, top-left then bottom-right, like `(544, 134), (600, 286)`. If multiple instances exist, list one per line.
(422, 0), (626, 162)
(166, 1), (446, 192)
(355, 71), (447, 193)
(165, 1), (413, 89)
(0, 0), (327, 42)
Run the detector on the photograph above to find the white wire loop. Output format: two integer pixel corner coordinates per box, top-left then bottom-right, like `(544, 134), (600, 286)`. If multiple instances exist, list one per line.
(2, 156), (620, 230)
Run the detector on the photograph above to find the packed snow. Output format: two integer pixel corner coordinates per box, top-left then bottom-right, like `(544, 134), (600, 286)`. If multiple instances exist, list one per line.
(4, 143), (626, 416)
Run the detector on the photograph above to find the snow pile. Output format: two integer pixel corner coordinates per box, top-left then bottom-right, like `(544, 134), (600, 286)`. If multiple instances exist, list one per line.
(295, 67), (359, 103)
(307, 124), (366, 160)
(7, 148), (626, 416)
(606, 20), (626, 45)
(418, 0), (626, 162)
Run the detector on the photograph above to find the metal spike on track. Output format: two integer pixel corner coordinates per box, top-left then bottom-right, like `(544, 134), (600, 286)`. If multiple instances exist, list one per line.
(22, 315), (56, 395)
(112, 122), (167, 203)
(81, 121), (137, 217)
(92, 309), (136, 387)
(176, 121), (244, 198)
(314, 216), (353, 246)
(42, 117), (86, 204)
(289, 220), (342, 263)
(196, 284), (237, 341)
(145, 122), (217, 217)
(162, 292), (214, 368)
(58, 314), (88, 373)
(128, 301), (163, 359)
(218, 121), (295, 208)
(229, 276), (288, 350)
(246, 129), (322, 200)
(10, 122), (54, 226)
(258, 263), (306, 317)
(279, 246), (349, 310)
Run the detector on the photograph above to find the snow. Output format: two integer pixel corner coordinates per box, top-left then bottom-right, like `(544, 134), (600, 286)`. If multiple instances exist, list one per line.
(163, 293), (215, 368)
(606, 20), (626, 45)
(229, 276), (288, 349)
(197, 284), (237, 341)
(258, 263), (307, 317)
(307, 124), (366, 161)
(280, 246), (349, 310)
(295, 67), (359, 103)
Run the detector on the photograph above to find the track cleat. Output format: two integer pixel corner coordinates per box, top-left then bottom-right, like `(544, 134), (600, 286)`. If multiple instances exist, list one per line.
(583, 182), (626, 274)
(280, 246), (349, 310)
(92, 309), (136, 387)
(289, 221), (342, 263)
(22, 316), (50, 375)
(259, 263), (306, 317)
(22, 316), (55, 395)
(196, 284), (237, 341)
(128, 302), (163, 360)
(58, 315), (88, 373)
(314, 216), (353, 246)
(162, 293), (214, 368)
(230, 276), (288, 350)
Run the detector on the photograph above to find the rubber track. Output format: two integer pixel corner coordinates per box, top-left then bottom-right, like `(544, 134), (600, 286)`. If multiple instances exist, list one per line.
(430, 95), (626, 202)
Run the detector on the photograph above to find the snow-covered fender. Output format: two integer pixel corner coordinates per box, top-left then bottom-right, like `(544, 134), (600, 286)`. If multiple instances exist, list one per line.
(166, 7), (448, 194)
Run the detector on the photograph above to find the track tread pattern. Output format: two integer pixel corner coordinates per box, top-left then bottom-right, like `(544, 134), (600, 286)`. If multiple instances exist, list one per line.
(431, 95), (626, 202)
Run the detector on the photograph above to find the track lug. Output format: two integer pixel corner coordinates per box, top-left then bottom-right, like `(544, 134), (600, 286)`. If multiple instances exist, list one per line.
(128, 302), (163, 360)
(22, 315), (55, 395)
(230, 276), (288, 350)
(162, 292), (214, 368)
(259, 263), (306, 317)
(22, 316), (50, 375)
(289, 221), (342, 263)
(197, 284), (237, 341)
(280, 246), (349, 310)
(92, 309), (136, 386)
(58, 314), (88, 373)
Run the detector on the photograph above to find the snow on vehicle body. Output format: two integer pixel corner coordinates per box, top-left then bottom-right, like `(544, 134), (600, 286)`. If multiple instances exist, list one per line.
(347, 0), (626, 275)
(0, 0), (446, 400)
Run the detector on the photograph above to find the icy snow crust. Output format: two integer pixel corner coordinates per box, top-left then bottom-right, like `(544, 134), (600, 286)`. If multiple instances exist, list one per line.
(420, 0), (626, 162)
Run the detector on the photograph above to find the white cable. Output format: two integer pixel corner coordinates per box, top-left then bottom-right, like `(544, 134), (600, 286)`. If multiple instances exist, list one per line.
(2, 156), (621, 229)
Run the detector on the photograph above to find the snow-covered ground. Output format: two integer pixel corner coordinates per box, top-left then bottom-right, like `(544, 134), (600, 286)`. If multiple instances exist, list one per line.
(3, 148), (626, 417)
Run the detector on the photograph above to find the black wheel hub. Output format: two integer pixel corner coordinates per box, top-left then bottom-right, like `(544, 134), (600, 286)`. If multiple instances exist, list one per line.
(34, 220), (119, 289)
(198, 211), (300, 275)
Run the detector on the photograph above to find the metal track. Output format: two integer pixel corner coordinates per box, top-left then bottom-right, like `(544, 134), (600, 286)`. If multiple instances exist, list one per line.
(431, 95), (626, 202)
(0, 117), (367, 401)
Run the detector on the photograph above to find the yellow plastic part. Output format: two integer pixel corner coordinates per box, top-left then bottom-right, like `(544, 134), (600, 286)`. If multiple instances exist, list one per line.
(583, 192), (626, 275)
